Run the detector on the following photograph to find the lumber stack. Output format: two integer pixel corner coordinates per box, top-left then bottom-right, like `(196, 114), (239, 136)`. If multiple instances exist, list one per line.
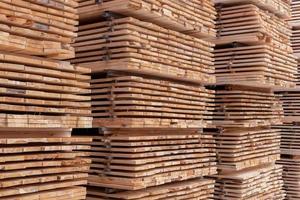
(72, 0), (218, 198)
(89, 74), (214, 128)
(212, 88), (284, 197)
(0, 0), (92, 199)
(71, 16), (215, 85)
(277, 155), (300, 199)
(0, 131), (91, 200)
(73, 128), (217, 199)
(0, 0), (92, 129)
(213, 163), (285, 199)
(77, 0), (217, 38)
(214, 1), (297, 88)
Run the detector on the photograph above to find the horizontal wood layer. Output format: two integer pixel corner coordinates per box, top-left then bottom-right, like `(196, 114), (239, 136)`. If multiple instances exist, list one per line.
(73, 129), (217, 190)
(72, 17), (215, 85)
(88, 74), (214, 128)
(212, 163), (285, 200)
(208, 127), (280, 171)
(0, 0), (80, 59)
(77, 0), (216, 38)
(0, 136), (91, 199)
(86, 178), (215, 200)
(212, 85), (284, 127)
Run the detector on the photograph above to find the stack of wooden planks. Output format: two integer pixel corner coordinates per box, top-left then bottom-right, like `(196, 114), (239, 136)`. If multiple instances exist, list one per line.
(77, 0), (217, 38)
(0, 0), (78, 59)
(207, 127), (281, 171)
(214, 0), (297, 89)
(0, 130), (91, 200)
(212, 163), (285, 199)
(73, 0), (218, 198)
(208, 84), (285, 198)
(88, 73), (214, 128)
(213, 85), (284, 127)
(291, 0), (300, 57)
(71, 16), (215, 85)
(73, 128), (217, 200)
(0, 0), (92, 129)
(277, 155), (300, 199)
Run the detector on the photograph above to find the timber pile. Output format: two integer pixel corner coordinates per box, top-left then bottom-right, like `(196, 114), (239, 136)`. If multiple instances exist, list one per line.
(213, 85), (284, 127)
(0, 0), (78, 59)
(0, 51), (91, 128)
(0, 133), (91, 199)
(214, 1), (297, 88)
(73, 128), (217, 199)
(215, 0), (291, 19)
(87, 178), (215, 200)
(71, 16), (215, 85)
(277, 155), (300, 199)
(275, 89), (300, 122)
(212, 164), (285, 200)
(89, 73), (214, 128)
(77, 0), (217, 38)
(214, 44), (297, 88)
(208, 127), (281, 171)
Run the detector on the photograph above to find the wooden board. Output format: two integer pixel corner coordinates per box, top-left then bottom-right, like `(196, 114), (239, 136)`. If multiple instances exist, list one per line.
(71, 17), (215, 85)
(212, 85), (284, 127)
(212, 163), (285, 200)
(214, 44), (297, 88)
(214, 0), (291, 19)
(86, 178), (215, 200)
(73, 128), (217, 191)
(0, 51), (92, 128)
(277, 155), (300, 200)
(0, 135), (91, 199)
(214, 4), (292, 48)
(275, 89), (300, 122)
(0, 0), (79, 59)
(77, 0), (217, 39)
(88, 73), (214, 128)
(206, 127), (280, 171)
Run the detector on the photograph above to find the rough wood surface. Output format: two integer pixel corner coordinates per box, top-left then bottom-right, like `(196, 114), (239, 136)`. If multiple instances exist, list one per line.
(77, 0), (217, 38)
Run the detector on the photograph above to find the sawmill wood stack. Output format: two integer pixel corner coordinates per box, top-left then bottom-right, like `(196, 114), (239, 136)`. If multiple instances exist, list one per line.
(0, 131), (91, 200)
(207, 127), (281, 171)
(213, 164), (285, 200)
(275, 124), (300, 155)
(71, 17), (215, 85)
(0, 0), (77, 59)
(277, 155), (300, 199)
(0, 0), (92, 199)
(213, 85), (284, 127)
(77, 0), (217, 38)
(88, 73), (214, 128)
(73, 128), (217, 200)
(72, 0), (218, 197)
(214, 0), (297, 89)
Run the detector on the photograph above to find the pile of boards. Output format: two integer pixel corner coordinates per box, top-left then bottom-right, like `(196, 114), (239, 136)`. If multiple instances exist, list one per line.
(274, 1), (300, 198)
(211, 0), (295, 198)
(0, 0), (92, 199)
(0, 0), (92, 128)
(74, 128), (217, 199)
(208, 85), (285, 199)
(214, 0), (297, 88)
(72, 0), (218, 199)
(0, 131), (91, 200)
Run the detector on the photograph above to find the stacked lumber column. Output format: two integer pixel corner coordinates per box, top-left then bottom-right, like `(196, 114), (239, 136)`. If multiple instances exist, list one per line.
(0, 0), (92, 199)
(73, 0), (218, 199)
(211, 0), (296, 199)
(274, 1), (300, 198)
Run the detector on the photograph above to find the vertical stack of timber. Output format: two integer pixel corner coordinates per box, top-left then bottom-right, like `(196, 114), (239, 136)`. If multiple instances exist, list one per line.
(274, 1), (300, 199)
(72, 0), (218, 199)
(210, 0), (297, 199)
(0, 0), (92, 199)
